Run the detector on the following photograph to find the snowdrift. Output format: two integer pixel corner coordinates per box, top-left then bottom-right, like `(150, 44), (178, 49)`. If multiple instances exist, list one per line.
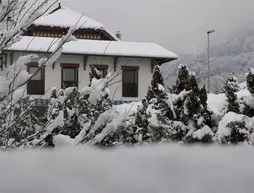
(1, 145), (254, 193)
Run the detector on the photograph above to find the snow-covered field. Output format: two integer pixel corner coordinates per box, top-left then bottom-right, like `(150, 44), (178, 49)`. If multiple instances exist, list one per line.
(1, 145), (254, 193)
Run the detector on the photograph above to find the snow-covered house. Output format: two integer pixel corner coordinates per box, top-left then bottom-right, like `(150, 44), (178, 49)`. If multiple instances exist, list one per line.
(1, 4), (177, 106)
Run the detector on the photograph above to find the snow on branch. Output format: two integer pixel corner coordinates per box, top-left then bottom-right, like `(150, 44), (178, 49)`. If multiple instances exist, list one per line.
(0, 0), (58, 51)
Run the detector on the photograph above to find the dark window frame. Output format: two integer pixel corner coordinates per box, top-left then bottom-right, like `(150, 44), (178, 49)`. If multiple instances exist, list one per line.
(0, 53), (7, 71)
(27, 62), (45, 95)
(61, 63), (79, 89)
(92, 64), (108, 78)
(122, 66), (139, 98)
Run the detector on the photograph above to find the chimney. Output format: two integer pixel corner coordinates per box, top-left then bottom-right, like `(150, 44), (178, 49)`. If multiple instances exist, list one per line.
(116, 31), (122, 40)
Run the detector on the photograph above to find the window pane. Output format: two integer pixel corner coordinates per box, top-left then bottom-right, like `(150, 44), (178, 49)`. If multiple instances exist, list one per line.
(63, 68), (75, 81)
(123, 70), (136, 83)
(29, 67), (41, 80)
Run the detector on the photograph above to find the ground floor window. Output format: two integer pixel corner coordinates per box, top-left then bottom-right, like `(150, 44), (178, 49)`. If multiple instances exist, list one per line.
(122, 66), (139, 97)
(27, 63), (45, 95)
(61, 63), (79, 89)
(0, 54), (7, 71)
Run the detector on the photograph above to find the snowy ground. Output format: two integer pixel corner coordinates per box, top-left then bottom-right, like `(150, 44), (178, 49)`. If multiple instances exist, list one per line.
(1, 145), (254, 193)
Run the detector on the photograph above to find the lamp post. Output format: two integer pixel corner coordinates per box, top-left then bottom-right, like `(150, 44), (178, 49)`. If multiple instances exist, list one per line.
(207, 29), (215, 93)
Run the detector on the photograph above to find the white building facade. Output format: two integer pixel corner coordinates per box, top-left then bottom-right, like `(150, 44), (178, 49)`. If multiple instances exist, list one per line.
(0, 4), (178, 106)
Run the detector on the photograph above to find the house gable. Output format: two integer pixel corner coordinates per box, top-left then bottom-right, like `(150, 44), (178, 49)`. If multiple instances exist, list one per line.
(23, 4), (118, 41)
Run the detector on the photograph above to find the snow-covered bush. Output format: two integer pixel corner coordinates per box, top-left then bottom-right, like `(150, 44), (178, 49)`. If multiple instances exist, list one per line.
(0, 96), (44, 148)
(216, 112), (254, 145)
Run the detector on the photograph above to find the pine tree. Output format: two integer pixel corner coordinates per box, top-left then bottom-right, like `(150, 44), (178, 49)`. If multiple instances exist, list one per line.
(224, 73), (240, 113)
(146, 65), (165, 101)
(79, 66), (113, 146)
(173, 64), (189, 94)
(61, 87), (81, 138)
(200, 85), (208, 108)
(243, 69), (254, 117)
(35, 87), (81, 147)
(184, 72), (201, 118)
(172, 65), (214, 143)
(246, 68), (254, 95)
(124, 65), (174, 145)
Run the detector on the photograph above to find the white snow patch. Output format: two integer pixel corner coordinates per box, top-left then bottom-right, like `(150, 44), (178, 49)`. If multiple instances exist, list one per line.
(193, 125), (213, 140)
(157, 84), (165, 92)
(207, 93), (227, 113)
(53, 134), (75, 147)
(0, 145), (254, 193)
(239, 82), (247, 89)
(45, 111), (64, 134)
(88, 77), (110, 106)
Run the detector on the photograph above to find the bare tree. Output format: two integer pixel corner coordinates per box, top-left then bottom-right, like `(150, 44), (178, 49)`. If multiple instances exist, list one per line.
(0, 0), (84, 149)
(0, 0), (57, 51)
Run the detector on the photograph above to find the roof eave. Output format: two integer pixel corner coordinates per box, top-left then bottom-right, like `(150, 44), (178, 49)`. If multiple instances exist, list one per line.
(158, 57), (178, 64)
(5, 49), (178, 61)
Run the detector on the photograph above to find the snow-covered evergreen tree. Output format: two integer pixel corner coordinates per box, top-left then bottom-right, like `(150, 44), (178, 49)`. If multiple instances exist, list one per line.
(172, 64), (214, 143)
(224, 73), (240, 113)
(77, 66), (112, 145)
(200, 85), (208, 108)
(123, 65), (174, 145)
(61, 88), (81, 138)
(173, 64), (189, 94)
(246, 69), (254, 95)
(243, 69), (254, 117)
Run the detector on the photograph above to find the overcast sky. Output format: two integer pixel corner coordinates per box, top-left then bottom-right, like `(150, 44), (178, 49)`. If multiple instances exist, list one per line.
(61, 0), (254, 55)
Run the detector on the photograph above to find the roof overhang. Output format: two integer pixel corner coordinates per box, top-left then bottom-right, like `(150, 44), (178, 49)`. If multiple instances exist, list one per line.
(5, 36), (178, 62)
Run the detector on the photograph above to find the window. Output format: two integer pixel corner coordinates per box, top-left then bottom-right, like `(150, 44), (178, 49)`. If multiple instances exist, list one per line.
(61, 64), (79, 89)
(27, 63), (45, 95)
(0, 54), (7, 71)
(0, 57), (3, 71)
(93, 65), (108, 78)
(122, 66), (139, 97)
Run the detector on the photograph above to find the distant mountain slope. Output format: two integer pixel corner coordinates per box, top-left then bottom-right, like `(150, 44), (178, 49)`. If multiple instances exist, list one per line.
(162, 29), (254, 93)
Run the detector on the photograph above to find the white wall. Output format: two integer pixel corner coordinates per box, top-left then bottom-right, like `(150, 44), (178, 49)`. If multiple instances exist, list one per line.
(7, 52), (153, 101)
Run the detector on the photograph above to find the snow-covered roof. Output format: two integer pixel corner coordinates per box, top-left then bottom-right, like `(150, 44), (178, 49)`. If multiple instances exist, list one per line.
(33, 6), (118, 40)
(7, 36), (178, 60)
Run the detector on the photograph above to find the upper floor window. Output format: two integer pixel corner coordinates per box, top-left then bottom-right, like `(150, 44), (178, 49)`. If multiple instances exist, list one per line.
(27, 63), (45, 95)
(61, 63), (79, 89)
(93, 64), (108, 78)
(122, 66), (139, 98)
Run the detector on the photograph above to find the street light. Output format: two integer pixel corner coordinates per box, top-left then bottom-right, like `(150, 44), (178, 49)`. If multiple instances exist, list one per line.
(207, 29), (215, 93)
